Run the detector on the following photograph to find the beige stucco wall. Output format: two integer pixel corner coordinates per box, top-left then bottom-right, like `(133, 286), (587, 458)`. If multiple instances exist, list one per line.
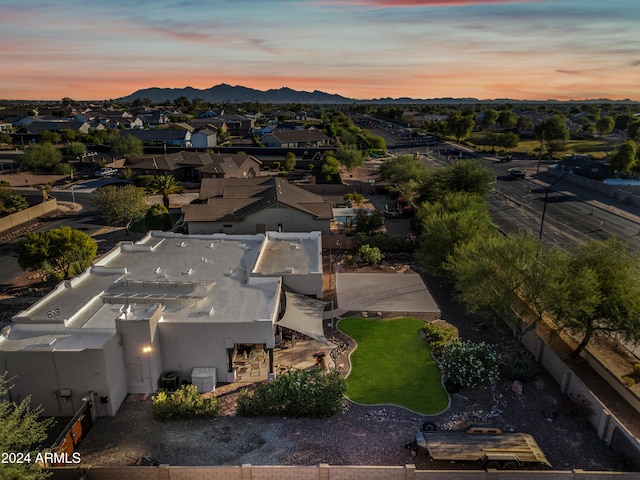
(187, 204), (330, 235)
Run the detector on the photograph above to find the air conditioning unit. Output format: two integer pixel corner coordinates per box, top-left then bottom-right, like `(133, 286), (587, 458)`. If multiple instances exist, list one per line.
(159, 371), (180, 391)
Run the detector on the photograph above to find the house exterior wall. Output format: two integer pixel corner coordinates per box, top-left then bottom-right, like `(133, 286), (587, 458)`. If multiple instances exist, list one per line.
(283, 274), (323, 299)
(187, 204), (330, 235)
(0, 346), (123, 417)
(158, 320), (275, 383)
(191, 132), (217, 148)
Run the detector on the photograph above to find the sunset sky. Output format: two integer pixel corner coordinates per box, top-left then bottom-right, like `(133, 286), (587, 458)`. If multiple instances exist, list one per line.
(1, 0), (639, 101)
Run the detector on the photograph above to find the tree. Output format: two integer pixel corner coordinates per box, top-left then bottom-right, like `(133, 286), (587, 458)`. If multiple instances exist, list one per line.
(417, 160), (493, 204)
(496, 110), (517, 130)
(544, 238), (640, 358)
(497, 132), (520, 150)
(596, 115), (615, 136)
(379, 154), (427, 184)
(148, 175), (185, 208)
(66, 141), (86, 159)
(321, 155), (340, 181)
(111, 134), (143, 160)
(20, 143), (62, 172)
(534, 115), (569, 157)
(0, 373), (55, 480)
(627, 119), (640, 142)
(610, 140), (638, 174)
(446, 111), (475, 142)
(16, 226), (98, 279)
(415, 192), (496, 274)
(283, 152), (297, 171)
(92, 184), (148, 234)
(334, 147), (364, 170)
(445, 231), (565, 342)
(482, 109), (498, 128)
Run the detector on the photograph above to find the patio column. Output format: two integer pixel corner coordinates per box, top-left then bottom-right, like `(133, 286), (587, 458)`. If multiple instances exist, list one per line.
(267, 348), (274, 373)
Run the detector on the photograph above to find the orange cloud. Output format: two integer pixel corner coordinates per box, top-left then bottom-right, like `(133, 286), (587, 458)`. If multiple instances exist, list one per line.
(316, 0), (538, 7)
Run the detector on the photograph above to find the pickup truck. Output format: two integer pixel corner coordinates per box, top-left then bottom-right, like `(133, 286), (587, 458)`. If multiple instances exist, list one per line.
(405, 426), (551, 470)
(94, 167), (118, 178)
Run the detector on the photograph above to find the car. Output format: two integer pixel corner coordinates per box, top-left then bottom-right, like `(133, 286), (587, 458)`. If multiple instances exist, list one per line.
(508, 168), (526, 179)
(94, 167), (118, 178)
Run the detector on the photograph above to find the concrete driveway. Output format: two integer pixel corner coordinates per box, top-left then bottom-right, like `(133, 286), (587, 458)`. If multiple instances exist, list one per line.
(335, 272), (440, 314)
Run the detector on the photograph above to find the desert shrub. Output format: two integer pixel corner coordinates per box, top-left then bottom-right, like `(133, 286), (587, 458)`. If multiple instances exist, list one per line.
(345, 192), (365, 205)
(421, 323), (458, 358)
(622, 376), (636, 387)
(145, 203), (171, 230)
(236, 368), (345, 418)
(634, 363), (640, 376)
(134, 175), (155, 187)
(357, 244), (383, 265)
(151, 384), (221, 420)
(441, 340), (500, 390)
(343, 254), (356, 267)
(503, 354), (538, 382)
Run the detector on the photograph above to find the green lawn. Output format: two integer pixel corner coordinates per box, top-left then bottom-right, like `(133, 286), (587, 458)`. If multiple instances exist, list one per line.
(338, 317), (449, 414)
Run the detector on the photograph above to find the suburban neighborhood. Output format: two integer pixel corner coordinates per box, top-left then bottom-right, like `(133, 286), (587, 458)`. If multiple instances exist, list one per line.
(1, 93), (640, 480)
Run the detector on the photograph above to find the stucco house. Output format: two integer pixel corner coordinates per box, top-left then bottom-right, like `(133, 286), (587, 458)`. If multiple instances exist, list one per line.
(123, 129), (192, 148)
(181, 177), (333, 235)
(0, 231), (325, 417)
(260, 128), (330, 148)
(190, 127), (218, 149)
(127, 152), (261, 181)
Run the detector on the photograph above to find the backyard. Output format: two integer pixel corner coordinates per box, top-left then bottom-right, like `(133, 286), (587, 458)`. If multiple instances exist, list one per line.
(338, 317), (448, 414)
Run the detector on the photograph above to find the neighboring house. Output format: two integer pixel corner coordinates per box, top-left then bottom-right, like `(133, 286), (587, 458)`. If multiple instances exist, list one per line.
(127, 152), (261, 181)
(190, 127), (217, 149)
(25, 120), (91, 135)
(556, 158), (611, 181)
(122, 129), (192, 148)
(182, 177), (333, 235)
(217, 114), (255, 136)
(0, 122), (13, 134)
(0, 230), (325, 417)
(260, 128), (330, 148)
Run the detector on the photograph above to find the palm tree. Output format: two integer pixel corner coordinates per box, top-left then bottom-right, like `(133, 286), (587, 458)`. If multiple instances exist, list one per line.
(149, 175), (185, 208)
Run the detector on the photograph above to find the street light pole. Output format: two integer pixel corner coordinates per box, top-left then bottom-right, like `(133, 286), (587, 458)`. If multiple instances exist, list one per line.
(538, 171), (570, 242)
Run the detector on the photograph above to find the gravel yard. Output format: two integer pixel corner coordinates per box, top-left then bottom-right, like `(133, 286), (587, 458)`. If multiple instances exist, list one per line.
(75, 274), (629, 471)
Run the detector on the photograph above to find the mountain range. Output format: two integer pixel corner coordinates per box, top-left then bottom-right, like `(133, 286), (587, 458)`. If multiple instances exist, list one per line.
(118, 83), (637, 105)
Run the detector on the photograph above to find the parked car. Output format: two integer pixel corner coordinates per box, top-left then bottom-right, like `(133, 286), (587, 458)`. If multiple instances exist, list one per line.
(95, 167), (118, 178)
(508, 168), (526, 179)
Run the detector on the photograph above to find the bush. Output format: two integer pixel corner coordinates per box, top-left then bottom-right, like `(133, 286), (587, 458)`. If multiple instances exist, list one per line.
(634, 363), (640, 376)
(622, 376), (636, 387)
(345, 192), (365, 205)
(134, 175), (155, 187)
(145, 204), (171, 230)
(151, 384), (221, 420)
(503, 354), (538, 382)
(357, 244), (383, 265)
(441, 340), (501, 389)
(236, 368), (345, 418)
(421, 323), (458, 358)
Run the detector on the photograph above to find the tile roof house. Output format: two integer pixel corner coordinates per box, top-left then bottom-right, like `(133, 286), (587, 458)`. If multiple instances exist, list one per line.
(0, 231), (325, 417)
(122, 129), (191, 148)
(24, 120), (92, 134)
(182, 177), (333, 235)
(127, 152), (261, 181)
(260, 128), (330, 148)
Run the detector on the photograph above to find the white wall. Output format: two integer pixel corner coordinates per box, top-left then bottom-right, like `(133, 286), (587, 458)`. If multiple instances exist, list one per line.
(158, 321), (275, 383)
(1, 347), (121, 417)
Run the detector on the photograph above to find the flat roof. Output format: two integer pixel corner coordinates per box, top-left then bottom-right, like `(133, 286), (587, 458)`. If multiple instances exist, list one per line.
(253, 231), (321, 276)
(4, 231), (317, 351)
